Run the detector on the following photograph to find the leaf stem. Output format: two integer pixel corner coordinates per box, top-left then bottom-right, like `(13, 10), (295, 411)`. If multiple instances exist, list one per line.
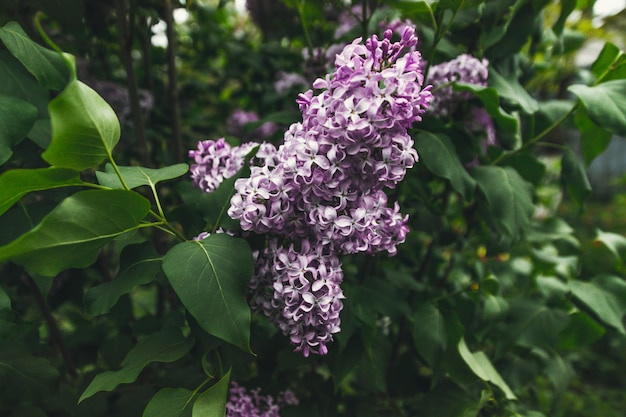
(33, 13), (76, 80)
(148, 210), (187, 241)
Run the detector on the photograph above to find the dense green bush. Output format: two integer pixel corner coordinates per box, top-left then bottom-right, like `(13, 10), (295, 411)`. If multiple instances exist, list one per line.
(1, 1), (626, 416)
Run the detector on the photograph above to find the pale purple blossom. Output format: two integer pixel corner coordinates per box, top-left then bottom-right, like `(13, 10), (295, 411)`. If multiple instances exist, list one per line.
(427, 54), (489, 116)
(189, 139), (277, 193)
(226, 382), (298, 417)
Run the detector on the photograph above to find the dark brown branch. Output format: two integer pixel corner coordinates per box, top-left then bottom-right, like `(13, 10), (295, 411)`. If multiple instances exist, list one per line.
(115, 0), (150, 165)
(164, 0), (183, 162)
(22, 272), (78, 378)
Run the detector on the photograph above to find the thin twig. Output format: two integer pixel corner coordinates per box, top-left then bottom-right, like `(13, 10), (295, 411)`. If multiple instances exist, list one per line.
(22, 272), (78, 378)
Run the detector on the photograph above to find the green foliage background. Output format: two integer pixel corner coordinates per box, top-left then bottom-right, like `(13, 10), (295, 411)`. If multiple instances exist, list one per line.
(1, 0), (626, 416)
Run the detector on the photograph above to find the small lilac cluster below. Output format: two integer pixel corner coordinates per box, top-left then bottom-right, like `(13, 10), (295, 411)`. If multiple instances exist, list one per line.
(190, 27), (432, 357)
(226, 382), (298, 417)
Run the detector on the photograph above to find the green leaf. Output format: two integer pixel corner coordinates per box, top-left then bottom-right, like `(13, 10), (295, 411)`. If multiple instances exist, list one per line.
(84, 242), (162, 315)
(143, 387), (194, 417)
(452, 83), (520, 133)
(569, 81), (626, 137)
(97, 163), (189, 189)
(472, 166), (534, 239)
(162, 234), (254, 351)
(439, 0), (485, 11)
(503, 153), (546, 185)
(503, 300), (570, 349)
(593, 229), (626, 267)
(544, 352), (574, 395)
(0, 189), (150, 277)
(389, 0), (436, 27)
(79, 326), (195, 402)
(0, 21), (70, 91)
(488, 70), (539, 114)
(0, 93), (38, 164)
(412, 303), (447, 367)
(569, 275), (626, 334)
(0, 167), (85, 216)
(414, 132), (475, 200)
(192, 370), (230, 417)
(359, 330), (392, 392)
(421, 380), (491, 417)
(557, 311), (605, 350)
(0, 51), (49, 117)
(458, 338), (517, 400)
(591, 42), (623, 80)
(553, 0), (576, 35)
(27, 118), (52, 149)
(561, 148), (592, 206)
(0, 348), (60, 403)
(483, 294), (509, 322)
(574, 108), (612, 166)
(42, 80), (120, 170)
(0, 285), (10, 310)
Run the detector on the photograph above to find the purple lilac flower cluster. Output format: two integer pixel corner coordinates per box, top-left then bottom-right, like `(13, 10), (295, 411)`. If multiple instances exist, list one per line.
(189, 139), (278, 193)
(191, 27), (431, 356)
(249, 239), (344, 356)
(228, 27), (431, 355)
(427, 54), (489, 117)
(226, 382), (298, 417)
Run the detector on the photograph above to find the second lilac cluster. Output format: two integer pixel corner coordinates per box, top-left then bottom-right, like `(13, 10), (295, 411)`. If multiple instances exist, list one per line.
(427, 54), (489, 117)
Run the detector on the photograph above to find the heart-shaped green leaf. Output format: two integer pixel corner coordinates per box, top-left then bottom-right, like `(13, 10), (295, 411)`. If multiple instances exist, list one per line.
(42, 80), (120, 170)
(473, 165), (534, 239)
(162, 234), (253, 352)
(0, 189), (150, 276)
